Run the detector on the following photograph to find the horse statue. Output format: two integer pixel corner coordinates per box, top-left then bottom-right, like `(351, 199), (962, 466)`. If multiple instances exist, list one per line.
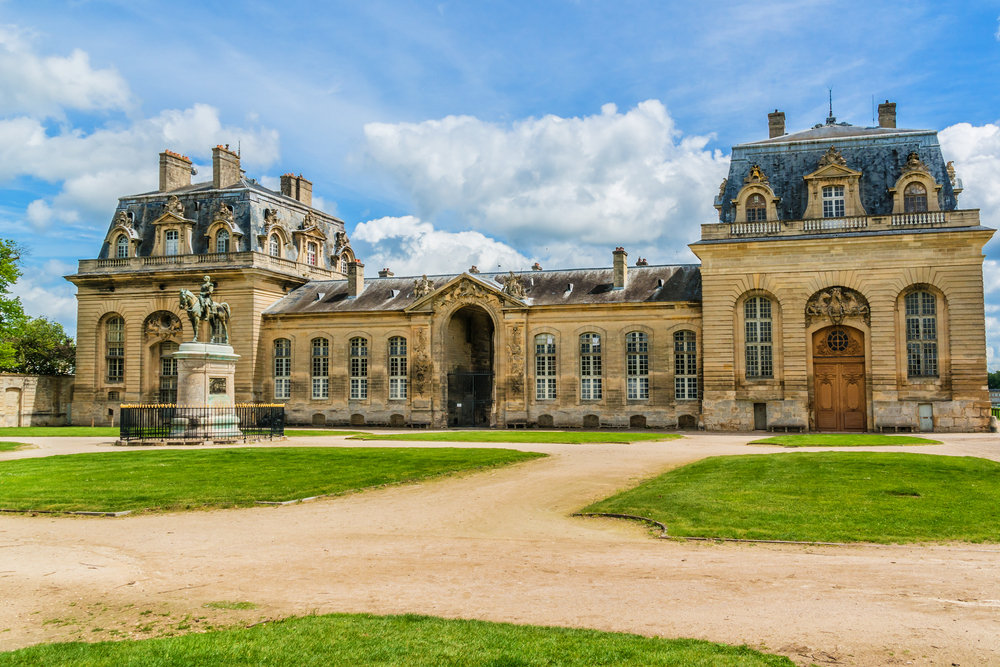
(179, 275), (232, 344)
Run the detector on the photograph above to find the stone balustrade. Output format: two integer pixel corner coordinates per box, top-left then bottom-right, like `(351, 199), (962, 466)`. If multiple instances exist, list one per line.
(702, 209), (978, 240)
(78, 250), (337, 279)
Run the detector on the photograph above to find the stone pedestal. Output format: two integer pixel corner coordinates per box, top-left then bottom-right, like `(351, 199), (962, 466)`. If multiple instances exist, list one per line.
(170, 342), (241, 439)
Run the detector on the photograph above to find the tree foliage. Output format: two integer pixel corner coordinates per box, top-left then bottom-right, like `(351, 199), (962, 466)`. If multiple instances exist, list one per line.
(988, 370), (1000, 391)
(0, 239), (27, 367)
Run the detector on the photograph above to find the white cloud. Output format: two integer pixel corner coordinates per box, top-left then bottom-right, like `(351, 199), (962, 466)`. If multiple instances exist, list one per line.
(939, 122), (1000, 229)
(362, 100), (728, 260)
(353, 215), (533, 276)
(10, 259), (78, 335)
(0, 25), (131, 117)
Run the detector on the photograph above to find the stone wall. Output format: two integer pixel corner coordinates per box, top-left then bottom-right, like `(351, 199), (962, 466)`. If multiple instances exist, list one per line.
(0, 374), (75, 427)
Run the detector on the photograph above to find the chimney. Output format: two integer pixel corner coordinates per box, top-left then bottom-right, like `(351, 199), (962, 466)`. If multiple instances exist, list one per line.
(212, 145), (241, 189)
(532, 262), (543, 271)
(347, 260), (365, 298)
(280, 173), (313, 206)
(159, 150), (192, 192)
(613, 247), (628, 290)
(768, 110), (785, 138)
(378, 268), (394, 278)
(878, 101), (896, 129)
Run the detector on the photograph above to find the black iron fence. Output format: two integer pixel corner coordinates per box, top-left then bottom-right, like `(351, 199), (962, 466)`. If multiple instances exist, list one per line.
(119, 404), (285, 442)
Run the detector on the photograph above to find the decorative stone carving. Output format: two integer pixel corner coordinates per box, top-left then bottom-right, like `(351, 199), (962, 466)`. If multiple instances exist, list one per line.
(903, 151), (930, 175)
(164, 195), (185, 218)
(335, 230), (350, 250)
(414, 275), (435, 298)
(507, 323), (525, 398)
(498, 271), (526, 299)
(814, 328), (863, 357)
(946, 161), (957, 185)
(818, 146), (847, 168)
(300, 211), (318, 230)
(143, 311), (182, 339)
(215, 202), (235, 224)
(113, 210), (134, 228)
(743, 165), (769, 185)
(410, 328), (431, 396)
(717, 177), (727, 200)
(263, 208), (281, 227)
(805, 286), (870, 326)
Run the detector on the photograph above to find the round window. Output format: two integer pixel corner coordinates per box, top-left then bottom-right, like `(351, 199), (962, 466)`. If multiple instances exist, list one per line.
(827, 330), (849, 352)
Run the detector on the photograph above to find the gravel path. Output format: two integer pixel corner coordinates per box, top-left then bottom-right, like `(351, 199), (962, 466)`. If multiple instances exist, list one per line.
(1, 432), (998, 666)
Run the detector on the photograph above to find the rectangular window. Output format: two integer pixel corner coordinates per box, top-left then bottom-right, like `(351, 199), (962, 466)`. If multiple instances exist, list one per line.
(389, 337), (407, 400)
(580, 333), (602, 401)
(106, 317), (124, 383)
(274, 339), (291, 400)
(535, 334), (556, 400)
(905, 291), (938, 377)
(311, 338), (329, 399)
(159, 354), (177, 404)
(626, 332), (649, 400)
(744, 297), (773, 379)
(822, 186), (845, 218)
(674, 331), (698, 400)
(307, 242), (317, 266)
(165, 230), (179, 255)
(350, 338), (368, 400)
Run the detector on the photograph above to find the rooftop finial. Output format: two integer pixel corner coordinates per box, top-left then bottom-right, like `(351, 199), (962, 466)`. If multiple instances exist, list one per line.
(826, 88), (836, 125)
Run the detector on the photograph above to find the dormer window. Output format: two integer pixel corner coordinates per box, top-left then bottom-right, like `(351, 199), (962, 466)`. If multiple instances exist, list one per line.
(746, 194), (766, 222)
(269, 235), (280, 257)
(307, 242), (318, 266)
(165, 230), (179, 255)
(904, 183), (928, 213)
(216, 229), (230, 253)
(822, 186), (845, 218)
(116, 235), (129, 258)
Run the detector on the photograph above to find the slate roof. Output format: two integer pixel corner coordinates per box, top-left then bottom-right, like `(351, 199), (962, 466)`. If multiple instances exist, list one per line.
(263, 265), (702, 315)
(718, 121), (958, 223)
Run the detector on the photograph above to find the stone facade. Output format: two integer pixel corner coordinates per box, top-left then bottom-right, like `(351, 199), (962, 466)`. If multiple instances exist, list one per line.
(66, 106), (995, 432)
(1, 374), (75, 427)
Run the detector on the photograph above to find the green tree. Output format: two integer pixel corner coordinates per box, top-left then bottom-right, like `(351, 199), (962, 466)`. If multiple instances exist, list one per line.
(0, 239), (27, 367)
(5, 317), (75, 375)
(988, 370), (1000, 391)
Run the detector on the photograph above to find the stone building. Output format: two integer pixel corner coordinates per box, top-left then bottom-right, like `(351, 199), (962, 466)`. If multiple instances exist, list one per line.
(66, 103), (995, 432)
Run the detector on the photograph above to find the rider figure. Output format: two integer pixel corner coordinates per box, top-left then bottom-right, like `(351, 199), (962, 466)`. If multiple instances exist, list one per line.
(199, 275), (215, 313)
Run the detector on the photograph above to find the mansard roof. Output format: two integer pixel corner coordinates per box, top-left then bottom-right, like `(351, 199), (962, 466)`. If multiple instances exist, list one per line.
(262, 264), (702, 315)
(718, 121), (958, 223)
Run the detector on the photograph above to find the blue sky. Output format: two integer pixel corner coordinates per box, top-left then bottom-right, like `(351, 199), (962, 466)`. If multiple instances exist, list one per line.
(1, 1), (1000, 363)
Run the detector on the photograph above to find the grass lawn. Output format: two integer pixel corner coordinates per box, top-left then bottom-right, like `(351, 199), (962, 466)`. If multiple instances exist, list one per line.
(0, 441), (29, 452)
(584, 452), (1000, 543)
(0, 426), (119, 437)
(0, 447), (544, 513)
(284, 429), (366, 437)
(349, 431), (683, 444)
(0, 613), (792, 667)
(750, 433), (941, 447)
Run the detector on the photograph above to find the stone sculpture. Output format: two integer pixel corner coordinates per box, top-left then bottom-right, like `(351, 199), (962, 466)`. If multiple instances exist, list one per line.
(179, 275), (232, 343)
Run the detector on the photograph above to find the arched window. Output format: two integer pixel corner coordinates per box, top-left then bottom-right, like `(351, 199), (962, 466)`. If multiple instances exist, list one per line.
(905, 291), (938, 377)
(535, 334), (556, 400)
(822, 186), (845, 218)
(350, 337), (368, 399)
(307, 242), (318, 266)
(159, 341), (178, 403)
(106, 316), (124, 383)
(626, 332), (649, 400)
(116, 235), (130, 258)
(674, 330), (697, 400)
(389, 336), (407, 400)
(580, 333), (602, 400)
(216, 229), (230, 253)
(274, 338), (291, 400)
(165, 230), (180, 255)
(269, 235), (280, 257)
(746, 194), (766, 222)
(311, 338), (329, 399)
(904, 182), (928, 213)
(340, 255), (348, 274)
(745, 297), (773, 378)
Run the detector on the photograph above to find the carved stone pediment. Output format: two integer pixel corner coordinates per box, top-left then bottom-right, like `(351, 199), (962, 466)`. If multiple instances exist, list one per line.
(818, 145), (847, 168)
(903, 151), (930, 175)
(406, 273), (524, 313)
(743, 165), (769, 186)
(805, 286), (870, 326)
(143, 311), (182, 339)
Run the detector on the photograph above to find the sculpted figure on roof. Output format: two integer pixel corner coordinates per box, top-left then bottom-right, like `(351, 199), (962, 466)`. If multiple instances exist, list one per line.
(818, 145), (847, 168)
(414, 274), (435, 298)
(164, 195), (185, 218)
(500, 271), (526, 299)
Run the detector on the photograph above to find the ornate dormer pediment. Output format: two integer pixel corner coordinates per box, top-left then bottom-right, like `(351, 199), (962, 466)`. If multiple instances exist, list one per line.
(731, 165), (780, 222)
(888, 150), (943, 214)
(743, 164), (769, 186)
(292, 211), (328, 242)
(149, 196), (197, 256)
(103, 209), (142, 256)
(404, 273), (527, 313)
(902, 151), (930, 175)
(801, 146), (866, 219)
(818, 145), (847, 168)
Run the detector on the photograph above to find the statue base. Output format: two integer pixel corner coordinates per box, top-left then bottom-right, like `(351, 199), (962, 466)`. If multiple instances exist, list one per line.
(169, 342), (242, 440)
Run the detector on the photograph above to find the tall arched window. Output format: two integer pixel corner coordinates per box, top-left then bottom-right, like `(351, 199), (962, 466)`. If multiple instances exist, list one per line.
(269, 235), (280, 257)
(106, 316), (124, 383)
(822, 186), (845, 218)
(311, 337), (329, 399)
(745, 297), (773, 378)
(340, 255), (348, 274)
(165, 230), (180, 255)
(674, 330), (697, 400)
(905, 291), (938, 377)
(626, 331), (649, 400)
(580, 333), (602, 400)
(216, 229), (230, 253)
(274, 338), (291, 400)
(904, 183), (928, 213)
(389, 336), (407, 399)
(535, 334), (556, 400)
(159, 341), (178, 403)
(746, 194), (766, 222)
(350, 337), (368, 399)
(307, 242), (318, 266)
(116, 235), (129, 258)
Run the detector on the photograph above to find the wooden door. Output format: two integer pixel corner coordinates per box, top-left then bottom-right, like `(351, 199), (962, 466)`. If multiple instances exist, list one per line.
(813, 327), (866, 432)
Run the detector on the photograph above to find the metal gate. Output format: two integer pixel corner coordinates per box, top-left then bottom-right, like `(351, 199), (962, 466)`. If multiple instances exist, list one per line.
(448, 372), (494, 427)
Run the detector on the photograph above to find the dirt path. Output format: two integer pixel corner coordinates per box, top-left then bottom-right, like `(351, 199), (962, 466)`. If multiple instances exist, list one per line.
(1, 433), (999, 666)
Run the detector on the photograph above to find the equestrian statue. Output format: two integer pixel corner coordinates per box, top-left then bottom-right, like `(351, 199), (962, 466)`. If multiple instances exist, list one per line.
(179, 275), (231, 344)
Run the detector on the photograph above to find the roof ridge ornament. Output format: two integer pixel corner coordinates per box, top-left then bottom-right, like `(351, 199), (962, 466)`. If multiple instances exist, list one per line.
(499, 271), (526, 298)
(413, 274), (435, 298)
(743, 165), (769, 185)
(164, 195), (185, 218)
(818, 145), (847, 168)
(903, 151), (930, 175)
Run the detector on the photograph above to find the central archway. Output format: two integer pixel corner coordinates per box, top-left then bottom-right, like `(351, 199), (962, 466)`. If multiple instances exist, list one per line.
(446, 305), (496, 427)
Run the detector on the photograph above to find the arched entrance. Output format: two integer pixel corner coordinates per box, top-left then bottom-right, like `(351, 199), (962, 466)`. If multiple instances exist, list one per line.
(446, 305), (495, 426)
(813, 325), (866, 431)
